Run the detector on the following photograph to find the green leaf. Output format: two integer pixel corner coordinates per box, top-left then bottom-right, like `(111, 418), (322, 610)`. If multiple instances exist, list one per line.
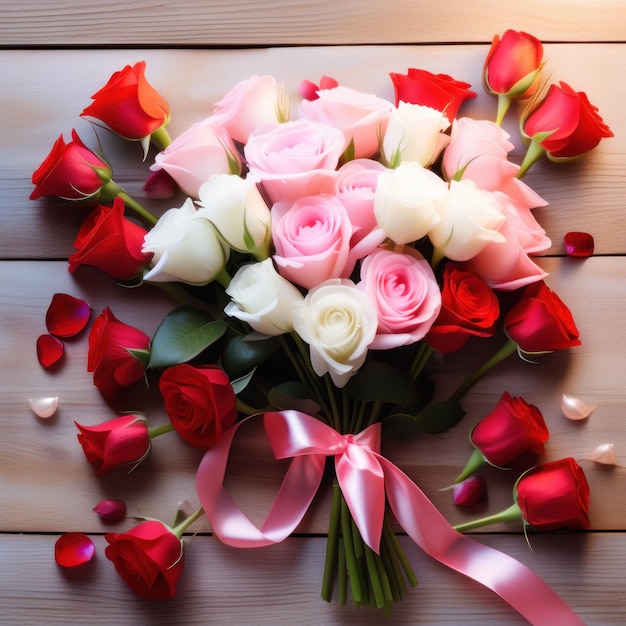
(127, 347), (151, 367)
(345, 360), (419, 406)
(220, 334), (279, 379)
(384, 399), (465, 438)
(231, 369), (255, 395)
(268, 381), (321, 414)
(147, 306), (227, 369)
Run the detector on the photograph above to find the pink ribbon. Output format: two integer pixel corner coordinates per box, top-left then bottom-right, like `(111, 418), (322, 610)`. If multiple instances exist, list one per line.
(196, 410), (584, 625)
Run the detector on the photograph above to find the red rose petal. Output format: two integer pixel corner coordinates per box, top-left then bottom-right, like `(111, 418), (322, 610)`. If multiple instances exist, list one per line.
(36, 334), (65, 368)
(45, 293), (91, 337)
(93, 499), (127, 523)
(452, 475), (487, 507)
(55, 532), (96, 568)
(564, 231), (594, 258)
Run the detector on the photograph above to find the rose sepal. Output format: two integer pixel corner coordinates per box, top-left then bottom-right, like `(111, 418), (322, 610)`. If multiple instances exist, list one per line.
(453, 502), (523, 533)
(452, 446), (487, 484)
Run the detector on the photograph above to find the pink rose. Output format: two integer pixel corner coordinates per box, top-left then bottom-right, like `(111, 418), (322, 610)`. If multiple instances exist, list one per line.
(299, 86), (393, 159)
(244, 119), (345, 203)
(271, 194), (353, 290)
(210, 75), (286, 144)
(358, 247), (441, 350)
(150, 118), (240, 198)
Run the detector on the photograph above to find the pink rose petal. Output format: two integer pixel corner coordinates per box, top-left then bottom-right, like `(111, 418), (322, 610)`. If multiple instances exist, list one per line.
(54, 532), (95, 568)
(45, 293), (91, 337)
(564, 231), (594, 258)
(452, 475), (487, 507)
(36, 334), (64, 368)
(93, 499), (127, 522)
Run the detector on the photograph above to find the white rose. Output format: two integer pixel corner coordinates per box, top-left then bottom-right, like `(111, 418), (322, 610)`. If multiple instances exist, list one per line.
(292, 279), (377, 388)
(197, 174), (272, 258)
(382, 102), (450, 167)
(224, 258), (304, 335)
(373, 161), (448, 245)
(142, 198), (229, 285)
(428, 179), (506, 262)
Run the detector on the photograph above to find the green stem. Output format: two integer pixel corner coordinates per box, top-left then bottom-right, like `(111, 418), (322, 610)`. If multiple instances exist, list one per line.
(453, 502), (522, 533)
(364, 543), (386, 609)
(410, 341), (434, 382)
(171, 507), (205, 538)
(321, 480), (342, 603)
(430, 246), (445, 271)
(340, 495), (363, 604)
(452, 447), (486, 484)
(148, 422), (175, 438)
(151, 125), (172, 151)
(117, 191), (158, 226)
(449, 338), (517, 402)
(517, 136), (547, 179)
(213, 266), (232, 289)
(495, 93), (512, 126)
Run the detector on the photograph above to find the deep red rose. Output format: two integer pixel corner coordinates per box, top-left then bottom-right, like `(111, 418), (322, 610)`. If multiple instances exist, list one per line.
(68, 197), (152, 280)
(523, 81), (614, 159)
(159, 364), (237, 449)
(426, 263), (500, 353)
(81, 61), (170, 141)
(30, 129), (111, 204)
(504, 280), (581, 353)
(483, 30), (543, 98)
(390, 68), (476, 121)
(104, 520), (184, 599)
(471, 391), (549, 467)
(516, 457), (590, 531)
(75, 414), (150, 474)
(87, 307), (150, 399)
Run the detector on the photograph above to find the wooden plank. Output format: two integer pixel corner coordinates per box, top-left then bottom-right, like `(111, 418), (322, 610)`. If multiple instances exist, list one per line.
(3, 0), (625, 46)
(2, 256), (624, 533)
(1, 44), (623, 258)
(1, 532), (623, 625)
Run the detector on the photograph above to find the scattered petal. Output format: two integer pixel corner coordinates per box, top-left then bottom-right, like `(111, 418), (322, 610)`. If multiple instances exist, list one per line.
(93, 499), (127, 523)
(298, 79), (321, 101)
(36, 334), (64, 368)
(45, 293), (90, 338)
(54, 532), (95, 568)
(141, 169), (178, 199)
(564, 231), (594, 258)
(561, 394), (598, 420)
(452, 475), (487, 507)
(588, 443), (616, 465)
(29, 396), (59, 418)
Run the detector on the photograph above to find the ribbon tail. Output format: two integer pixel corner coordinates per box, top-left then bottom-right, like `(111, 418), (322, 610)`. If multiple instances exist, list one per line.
(377, 455), (585, 626)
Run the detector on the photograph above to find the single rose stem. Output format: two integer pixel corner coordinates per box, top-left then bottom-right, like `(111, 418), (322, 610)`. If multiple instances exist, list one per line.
(116, 191), (159, 226)
(321, 480), (342, 603)
(495, 93), (511, 126)
(171, 507), (205, 538)
(340, 496), (363, 604)
(151, 125), (172, 151)
(448, 338), (517, 402)
(453, 502), (522, 533)
(517, 136), (547, 178)
(148, 422), (175, 438)
(452, 447), (486, 484)
(383, 517), (417, 588)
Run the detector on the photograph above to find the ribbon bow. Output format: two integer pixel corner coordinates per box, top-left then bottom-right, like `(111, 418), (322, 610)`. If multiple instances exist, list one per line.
(196, 410), (583, 625)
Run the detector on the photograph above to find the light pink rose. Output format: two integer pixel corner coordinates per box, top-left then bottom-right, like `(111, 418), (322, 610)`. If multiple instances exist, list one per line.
(209, 75), (286, 144)
(150, 118), (240, 198)
(358, 247), (441, 349)
(244, 119), (345, 203)
(271, 194), (353, 290)
(299, 86), (393, 159)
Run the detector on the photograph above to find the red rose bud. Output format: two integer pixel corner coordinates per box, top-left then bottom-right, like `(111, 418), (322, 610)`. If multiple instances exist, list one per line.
(104, 520), (184, 599)
(30, 130), (113, 205)
(390, 68), (476, 121)
(75, 414), (150, 474)
(454, 391), (549, 483)
(516, 458), (591, 531)
(522, 81), (614, 161)
(452, 476), (487, 507)
(454, 458), (590, 533)
(426, 263), (499, 354)
(81, 61), (171, 149)
(93, 499), (127, 523)
(87, 307), (150, 400)
(504, 280), (581, 355)
(158, 364), (237, 449)
(68, 197), (153, 280)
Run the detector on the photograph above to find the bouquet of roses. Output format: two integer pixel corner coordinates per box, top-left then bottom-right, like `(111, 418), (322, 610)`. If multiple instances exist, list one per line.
(31, 30), (612, 622)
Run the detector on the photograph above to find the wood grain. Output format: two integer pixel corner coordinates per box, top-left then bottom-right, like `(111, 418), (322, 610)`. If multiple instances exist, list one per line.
(4, 0), (626, 46)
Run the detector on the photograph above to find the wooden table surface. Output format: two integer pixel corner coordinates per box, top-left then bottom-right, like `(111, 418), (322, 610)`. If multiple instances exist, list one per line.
(2, 2), (625, 624)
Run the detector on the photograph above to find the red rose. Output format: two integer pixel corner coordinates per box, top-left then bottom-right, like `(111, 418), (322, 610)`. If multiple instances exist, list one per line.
(159, 364), (237, 449)
(471, 391), (549, 467)
(426, 263), (500, 353)
(522, 81), (614, 160)
(68, 197), (152, 280)
(75, 414), (150, 474)
(483, 30), (543, 98)
(390, 68), (476, 121)
(516, 458), (590, 531)
(105, 520), (185, 599)
(81, 61), (170, 143)
(88, 307), (150, 399)
(504, 280), (581, 354)
(30, 129), (112, 204)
